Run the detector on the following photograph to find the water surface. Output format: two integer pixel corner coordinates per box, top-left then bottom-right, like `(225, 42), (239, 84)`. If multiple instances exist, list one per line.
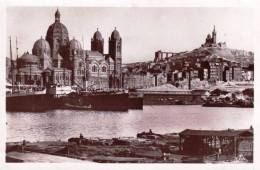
(6, 105), (253, 142)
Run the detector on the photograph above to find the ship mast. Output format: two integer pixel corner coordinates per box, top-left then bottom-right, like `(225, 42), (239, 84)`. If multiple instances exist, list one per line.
(9, 37), (14, 91)
(16, 37), (20, 90)
(16, 37), (19, 61)
(82, 34), (87, 90)
(9, 37), (13, 65)
(30, 59), (32, 89)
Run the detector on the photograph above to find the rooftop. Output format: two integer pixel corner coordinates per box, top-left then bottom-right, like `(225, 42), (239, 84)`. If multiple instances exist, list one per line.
(180, 129), (253, 137)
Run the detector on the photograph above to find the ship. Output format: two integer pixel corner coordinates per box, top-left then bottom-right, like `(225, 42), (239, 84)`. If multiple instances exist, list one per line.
(65, 90), (130, 111)
(6, 89), (66, 112)
(6, 85), (144, 112)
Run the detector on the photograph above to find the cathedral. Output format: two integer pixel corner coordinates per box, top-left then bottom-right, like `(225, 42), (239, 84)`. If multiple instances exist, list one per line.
(201, 26), (226, 48)
(14, 9), (123, 90)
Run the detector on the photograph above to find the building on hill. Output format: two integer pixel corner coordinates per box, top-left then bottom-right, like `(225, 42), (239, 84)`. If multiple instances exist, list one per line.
(148, 25), (253, 87)
(201, 26), (226, 48)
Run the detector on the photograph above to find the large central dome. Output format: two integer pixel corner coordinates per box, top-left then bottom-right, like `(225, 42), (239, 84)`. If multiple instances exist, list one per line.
(46, 22), (69, 40)
(46, 9), (69, 52)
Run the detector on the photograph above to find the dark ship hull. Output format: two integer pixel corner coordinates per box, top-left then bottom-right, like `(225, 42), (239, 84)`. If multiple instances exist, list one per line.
(7, 93), (49, 112)
(65, 92), (129, 111)
(7, 91), (142, 112)
(82, 92), (129, 111)
(6, 93), (64, 112)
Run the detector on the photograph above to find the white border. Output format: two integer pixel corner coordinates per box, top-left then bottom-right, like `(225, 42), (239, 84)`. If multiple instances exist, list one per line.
(0, 0), (259, 170)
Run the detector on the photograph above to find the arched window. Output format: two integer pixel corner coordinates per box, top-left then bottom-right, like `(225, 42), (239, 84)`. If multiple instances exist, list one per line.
(117, 43), (120, 52)
(102, 66), (107, 73)
(92, 65), (97, 72)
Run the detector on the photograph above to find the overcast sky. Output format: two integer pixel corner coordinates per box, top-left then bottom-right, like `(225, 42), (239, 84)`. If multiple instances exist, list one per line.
(6, 7), (254, 63)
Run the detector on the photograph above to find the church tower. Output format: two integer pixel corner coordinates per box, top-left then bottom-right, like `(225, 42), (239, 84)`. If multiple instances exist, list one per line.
(212, 25), (217, 44)
(109, 27), (122, 88)
(46, 8), (69, 59)
(91, 28), (104, 54)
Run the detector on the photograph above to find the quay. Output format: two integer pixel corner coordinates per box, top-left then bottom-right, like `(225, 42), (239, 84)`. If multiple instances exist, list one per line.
(6, 86), (143, 112)
(6, 128), (253, 163)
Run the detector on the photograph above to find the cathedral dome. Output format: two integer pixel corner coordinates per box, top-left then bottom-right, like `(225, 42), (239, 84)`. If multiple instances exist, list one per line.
(207, 34), (211, 39)
(93, 29), (103, 41)
(46, 22), (69, 39)
(69, 38), (82, 50)
(19, 52), (39, 64)
(46, 9), (69, 47)
(33, 37), (50, 52)
(111, 28), (121, 40)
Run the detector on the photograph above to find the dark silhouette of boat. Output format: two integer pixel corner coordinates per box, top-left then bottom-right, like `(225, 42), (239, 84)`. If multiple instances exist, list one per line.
(64, 103), (92, 110)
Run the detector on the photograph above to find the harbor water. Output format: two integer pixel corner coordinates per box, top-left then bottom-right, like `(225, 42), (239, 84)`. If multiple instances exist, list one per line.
(6, 105), (253, 142)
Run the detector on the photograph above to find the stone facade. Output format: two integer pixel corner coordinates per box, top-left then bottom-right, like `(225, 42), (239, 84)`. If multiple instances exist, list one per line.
(10, 9), (123, 90)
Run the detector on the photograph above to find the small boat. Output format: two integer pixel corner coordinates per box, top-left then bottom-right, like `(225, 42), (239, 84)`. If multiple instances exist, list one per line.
(64, 103), (92, 110)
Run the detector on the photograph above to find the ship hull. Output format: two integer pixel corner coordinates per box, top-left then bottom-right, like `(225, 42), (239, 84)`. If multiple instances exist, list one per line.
(6, 94), (50, 112)
(6, 94), (64, 112)
(6, 92), (136, 112)
(82, 92), (129, 111)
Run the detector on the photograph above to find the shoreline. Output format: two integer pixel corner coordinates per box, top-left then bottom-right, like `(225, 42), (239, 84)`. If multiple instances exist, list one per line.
(6, 129), (253, 163)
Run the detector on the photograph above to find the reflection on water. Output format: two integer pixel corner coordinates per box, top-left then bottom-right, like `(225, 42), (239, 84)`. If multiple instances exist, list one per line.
(6, 105), (253, 142)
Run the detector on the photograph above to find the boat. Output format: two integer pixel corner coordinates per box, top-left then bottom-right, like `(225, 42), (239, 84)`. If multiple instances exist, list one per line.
(6, 92), (53, 112)
(6, 84), (71, 112)
(64, 103), (92, 110)
(182, 157), (204, 163)
(80, 90), (130, 111)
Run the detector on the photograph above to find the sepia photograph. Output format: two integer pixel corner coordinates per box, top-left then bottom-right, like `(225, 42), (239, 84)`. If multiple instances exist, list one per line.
(3, 5), (256, 166)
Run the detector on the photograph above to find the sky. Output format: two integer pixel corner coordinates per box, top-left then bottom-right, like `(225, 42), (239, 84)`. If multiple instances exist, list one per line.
(6, 7), (254, 63)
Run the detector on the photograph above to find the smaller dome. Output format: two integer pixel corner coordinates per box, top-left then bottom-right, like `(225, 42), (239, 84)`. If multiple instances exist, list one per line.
(69, 38), (82, 50)
(111, 28), (121, 40)
(19, 52), (39, 63)
(207, 34), (211, 39)
(33, 38), (51, 51)
(93, 28), (103, 41)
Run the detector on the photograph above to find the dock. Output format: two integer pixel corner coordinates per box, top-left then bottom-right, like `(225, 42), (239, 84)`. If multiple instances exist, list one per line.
(6, 128), (253, 163)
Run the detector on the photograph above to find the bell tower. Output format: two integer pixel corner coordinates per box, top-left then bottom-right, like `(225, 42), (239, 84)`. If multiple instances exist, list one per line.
(212, 25), (217, 44)
(109, 27), (122, 88)
(91, 28), (104, 54)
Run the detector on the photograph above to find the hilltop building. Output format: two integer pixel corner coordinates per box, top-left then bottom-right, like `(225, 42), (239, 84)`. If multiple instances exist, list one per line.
(123, 26), (253, 90)
(201, 26), (226, 48)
